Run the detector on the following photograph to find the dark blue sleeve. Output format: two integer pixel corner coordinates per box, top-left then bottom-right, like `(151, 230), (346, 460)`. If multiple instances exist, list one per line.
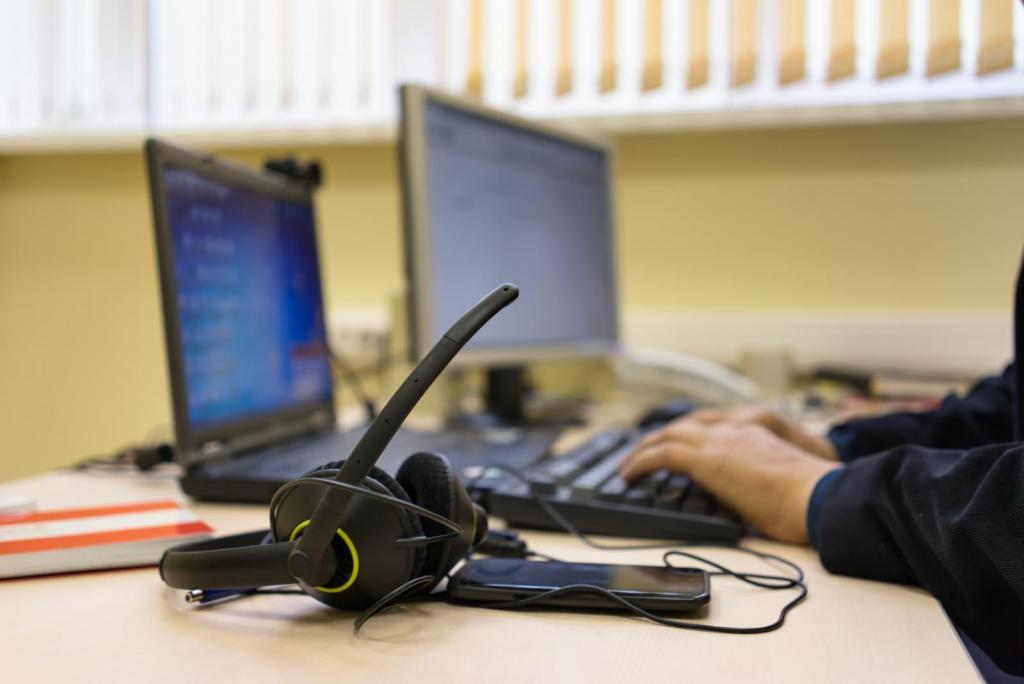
(826, 365), (1016, 462)
(814, 441), (1024, 676)
(805, 468), (842, 548)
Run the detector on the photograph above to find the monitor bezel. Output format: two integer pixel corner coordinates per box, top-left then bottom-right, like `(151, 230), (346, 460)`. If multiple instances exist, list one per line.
(145, 138), (336, 466)
(398, 85), (622, 365)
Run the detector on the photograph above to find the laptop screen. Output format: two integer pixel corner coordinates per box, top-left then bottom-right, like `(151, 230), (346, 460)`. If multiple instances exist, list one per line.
(161, 165), (332, 431)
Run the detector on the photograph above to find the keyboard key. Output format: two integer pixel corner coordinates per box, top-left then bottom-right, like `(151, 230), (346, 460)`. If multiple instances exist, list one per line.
(570, 443), (634, 502)
(654, 474), (692, 510)
(527, 473), (558, 497)
(624, 470), (671, 506)
(680, 489), (714, 516)
(597, 475), (630, 502)
(542, 430), (627, 483)
(586, 429), (630, 454)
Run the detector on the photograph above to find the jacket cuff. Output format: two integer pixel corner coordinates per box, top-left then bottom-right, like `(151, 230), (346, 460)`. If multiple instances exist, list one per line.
(826, 425), (858, 463)
(815, 454), (916, 584)
(806, 468), (843, 549)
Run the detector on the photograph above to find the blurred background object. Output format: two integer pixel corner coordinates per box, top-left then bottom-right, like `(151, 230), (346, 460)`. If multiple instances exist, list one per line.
(1, 0), (1023, 145)
(0, 0), (1021, 480)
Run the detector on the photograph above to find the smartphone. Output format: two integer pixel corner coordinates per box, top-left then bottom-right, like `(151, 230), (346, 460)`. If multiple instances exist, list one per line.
(447, 558), (710, 612)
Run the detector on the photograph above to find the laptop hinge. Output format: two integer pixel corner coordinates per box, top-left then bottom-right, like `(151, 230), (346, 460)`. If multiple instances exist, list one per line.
(191, 409), (334, 466)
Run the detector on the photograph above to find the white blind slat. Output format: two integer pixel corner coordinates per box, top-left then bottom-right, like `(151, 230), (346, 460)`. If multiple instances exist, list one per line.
(3, 0), (1024, 141)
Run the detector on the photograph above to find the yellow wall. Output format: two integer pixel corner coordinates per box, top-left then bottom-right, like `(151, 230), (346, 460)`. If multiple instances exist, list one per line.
(616, 119), (1021, 311)
(1, 117), (1022, 481)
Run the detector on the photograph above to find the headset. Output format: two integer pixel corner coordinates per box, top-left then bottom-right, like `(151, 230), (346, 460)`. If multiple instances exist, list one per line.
(159, 283), (518, 611)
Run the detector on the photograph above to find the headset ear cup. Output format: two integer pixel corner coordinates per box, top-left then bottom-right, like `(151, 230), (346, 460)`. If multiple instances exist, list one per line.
(304, 460), (426, 578)
(396, 452), (473, 578)
(396, 453), (456, 517)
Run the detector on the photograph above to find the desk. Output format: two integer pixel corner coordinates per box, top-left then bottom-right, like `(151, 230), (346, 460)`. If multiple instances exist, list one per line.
(0, 470), (978, 683)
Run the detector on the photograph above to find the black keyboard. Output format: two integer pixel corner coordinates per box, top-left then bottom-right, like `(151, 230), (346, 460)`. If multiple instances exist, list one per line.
(472, 429), (744, 543)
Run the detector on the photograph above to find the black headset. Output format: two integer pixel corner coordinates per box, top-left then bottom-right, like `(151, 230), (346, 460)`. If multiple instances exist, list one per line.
(159, 284), (517, 611)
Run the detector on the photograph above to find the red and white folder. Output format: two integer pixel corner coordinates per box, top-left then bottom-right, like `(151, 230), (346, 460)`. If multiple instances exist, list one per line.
(0, 500), (212, 580)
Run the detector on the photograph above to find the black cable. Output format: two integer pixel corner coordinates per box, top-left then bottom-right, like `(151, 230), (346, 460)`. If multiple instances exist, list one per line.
(328, 344), (378, 422)
(455, 580), (806, 635)
(185, 480), (462, 629)
(448, 542), (807, 635)
(267, 476), (463, 542)
(483, 464), (747, 552)
(449, 463), (809, 634)
(666, 548), (805, 585)
(193, 463), (808, 636)
(70, 454), (132, 470)
(354, 575), (435, 632)
(70, 443), (174, 472)
(487, 463), (807, 584)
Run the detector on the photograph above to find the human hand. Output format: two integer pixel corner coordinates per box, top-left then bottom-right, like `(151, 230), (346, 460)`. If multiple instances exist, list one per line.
(619, 421), (842, 544)
(684, 406), (839, 461)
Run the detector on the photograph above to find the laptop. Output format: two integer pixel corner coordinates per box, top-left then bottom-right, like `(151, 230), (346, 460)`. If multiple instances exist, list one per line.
(145, 139), (559, 503)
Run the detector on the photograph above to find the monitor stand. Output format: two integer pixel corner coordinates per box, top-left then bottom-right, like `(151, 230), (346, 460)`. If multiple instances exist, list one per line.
(429, 365), (587, 476)
(484, 366), (530, 424)
(447, 365), (586, 431)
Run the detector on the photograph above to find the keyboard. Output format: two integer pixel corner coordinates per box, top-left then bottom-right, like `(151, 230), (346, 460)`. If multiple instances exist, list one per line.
(472, 429), (745, 543)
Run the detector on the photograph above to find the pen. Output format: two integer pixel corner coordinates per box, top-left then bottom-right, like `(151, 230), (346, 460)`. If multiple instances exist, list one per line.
(185, 588), (257, 605)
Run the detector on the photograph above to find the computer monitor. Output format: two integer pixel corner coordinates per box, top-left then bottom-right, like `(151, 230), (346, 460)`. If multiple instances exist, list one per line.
(399, 86), (620, 422)
(146, 139), (335, 463)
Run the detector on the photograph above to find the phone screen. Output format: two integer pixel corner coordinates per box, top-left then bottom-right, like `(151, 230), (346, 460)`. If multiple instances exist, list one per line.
(455, 558), (707, 597)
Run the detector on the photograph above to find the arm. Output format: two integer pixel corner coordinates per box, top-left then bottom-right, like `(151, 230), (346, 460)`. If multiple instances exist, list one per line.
(828, 365), (1016, 461)
(620, 423), (1024, 674)
(813, 442), (1024, 675)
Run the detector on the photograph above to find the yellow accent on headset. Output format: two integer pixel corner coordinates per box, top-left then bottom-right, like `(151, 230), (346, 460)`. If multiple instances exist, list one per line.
(289, 520), (359, 593)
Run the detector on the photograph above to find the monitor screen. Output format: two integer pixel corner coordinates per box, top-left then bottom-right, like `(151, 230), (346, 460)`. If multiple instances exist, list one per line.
(406, 93), (619, 360)
(162, 166), (332, 430)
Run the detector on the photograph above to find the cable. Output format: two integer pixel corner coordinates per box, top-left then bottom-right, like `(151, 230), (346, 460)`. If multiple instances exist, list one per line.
(267, 476), (463, 542)
(448, 543), (806, 634)
(70, 442), (174, 472)
(481, 464), (741, 551)
(354, 575), (435, 632)
(455, 579), (806, 635)
(448, 463), (809, 634)
(191, 465), (807, 636)
(328, 344), (379, 422)
(184, 480), (463, 630)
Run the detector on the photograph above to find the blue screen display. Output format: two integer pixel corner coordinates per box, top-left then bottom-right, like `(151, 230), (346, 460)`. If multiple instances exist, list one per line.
(164, 167), (332, 429)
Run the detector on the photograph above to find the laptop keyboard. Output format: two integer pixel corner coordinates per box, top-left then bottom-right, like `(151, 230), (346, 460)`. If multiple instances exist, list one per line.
(205, 431), (356, 479)
(195, 424), (566, 488)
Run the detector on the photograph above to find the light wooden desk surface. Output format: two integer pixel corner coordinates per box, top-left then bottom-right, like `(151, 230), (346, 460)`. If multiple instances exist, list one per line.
(0, 470), (978, 683)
